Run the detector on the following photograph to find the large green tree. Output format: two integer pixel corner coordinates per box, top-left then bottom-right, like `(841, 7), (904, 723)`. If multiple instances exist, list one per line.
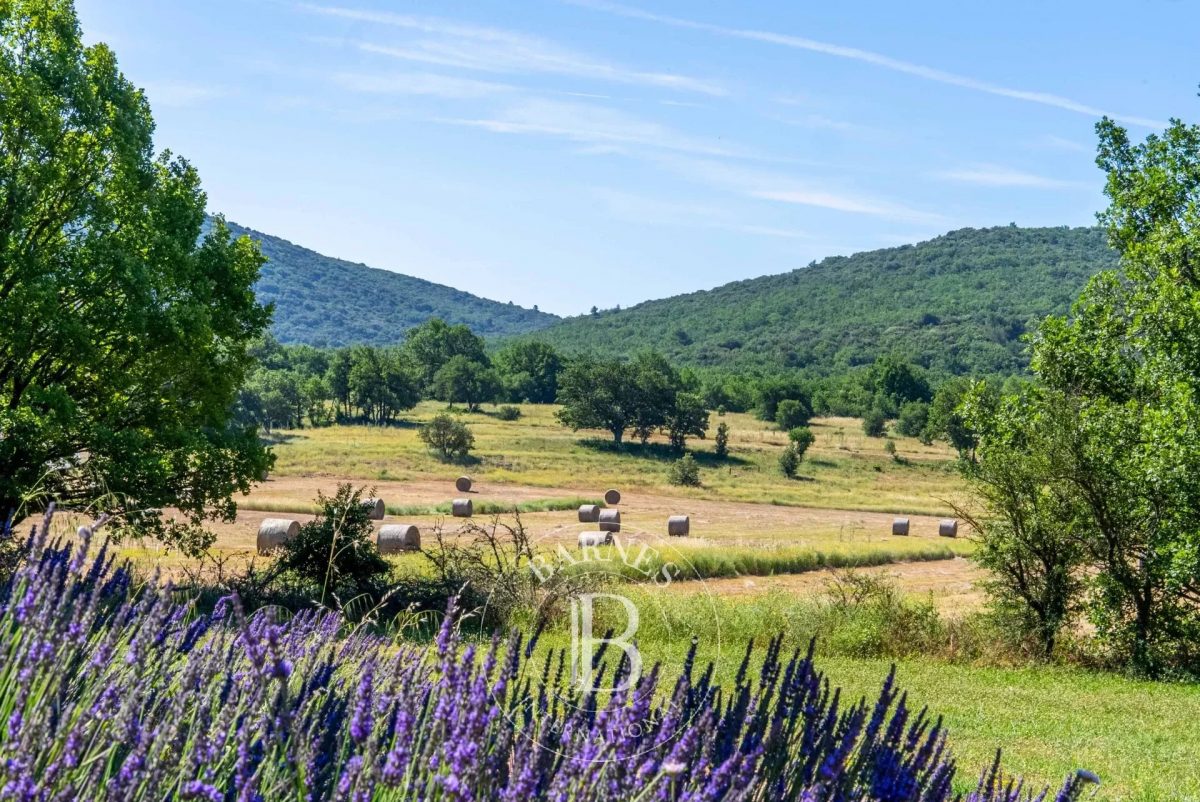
(969, 116), (1200, 674)
(0, 0), (271, 552)
(494, 340), (561, 404)
(403, 318), (487, 391)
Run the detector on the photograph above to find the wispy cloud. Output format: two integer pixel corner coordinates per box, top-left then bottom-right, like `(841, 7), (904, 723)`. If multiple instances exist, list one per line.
(332, 71), (516, 99)
(592, 187), (810, 239)
(439, 98), (745, 158)
(657, 156), (947, 225)
(299, 3), (726, 96)
(935, 164), (1086, 189)
(140, 80), (231, 107)
(570, 0), (1167, 129)
(1036, 134), (1092, 153)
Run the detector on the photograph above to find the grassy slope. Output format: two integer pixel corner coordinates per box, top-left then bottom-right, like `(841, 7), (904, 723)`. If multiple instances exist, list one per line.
(532, 226), (1117, 376)
(264, 402), (968, 517)
(219, 220), (559, 345)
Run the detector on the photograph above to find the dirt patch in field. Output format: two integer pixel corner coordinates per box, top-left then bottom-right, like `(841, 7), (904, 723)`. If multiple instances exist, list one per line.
(220, 478), (955, 551)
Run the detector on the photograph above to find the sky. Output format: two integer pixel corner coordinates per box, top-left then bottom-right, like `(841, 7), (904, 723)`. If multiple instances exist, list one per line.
(75, 0), (1197, 317)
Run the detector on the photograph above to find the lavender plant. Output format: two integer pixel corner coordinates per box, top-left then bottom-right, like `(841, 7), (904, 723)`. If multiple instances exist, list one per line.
(0, 509), (1095, 800)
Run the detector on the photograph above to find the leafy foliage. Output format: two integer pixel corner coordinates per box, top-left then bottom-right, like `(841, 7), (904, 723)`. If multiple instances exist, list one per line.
(966, 116), (1200, 675)
(776, 399), (812, 430)
(779, 445), (800, 479)
(276, 483), (391, 601)
(556, 351), (709, 447)
(862, 408), (888, 438)
(225, 220), (558, 346)
(714, 421), (731, 458)
(0, 1), (270, 552)
(418, 413), (475, 462)
(534, 226), (1116, 376)
(667, 453), (701, 486)
(788, 426), (816, 459)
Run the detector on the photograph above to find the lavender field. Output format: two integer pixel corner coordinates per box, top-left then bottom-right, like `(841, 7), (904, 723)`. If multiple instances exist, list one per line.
(0, 510), (1096, 801)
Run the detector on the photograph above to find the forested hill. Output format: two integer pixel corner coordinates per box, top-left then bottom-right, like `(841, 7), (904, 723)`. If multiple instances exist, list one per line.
(218, 220), (559, 346)
(533, 226), (1118, 376)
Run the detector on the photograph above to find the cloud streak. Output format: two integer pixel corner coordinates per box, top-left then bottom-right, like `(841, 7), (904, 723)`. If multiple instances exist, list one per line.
(332, 71), (517, 99)
(439, 98), (746, 158)
(935, 164), (1086, 189)
(655, 156), (948, 225)
(570, 0), (1166, 129)
(300, 3), (726, 96)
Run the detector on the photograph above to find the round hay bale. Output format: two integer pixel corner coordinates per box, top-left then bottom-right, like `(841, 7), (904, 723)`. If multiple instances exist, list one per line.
(892, 518), (910, 536)
(452, 498), (473, 518)
(455, 476), (472, 493)
(378, 524), (421, 553)
(938, 519), (959, 538)
(667, 515), (690, 537)
(598, 509), (621, 533)
(257, 518), (300, 554)
(363, 498), (385, 521)
(603, 488), (622, 506)
(577, 504), (601, 523)
(578, 531), (612, 548)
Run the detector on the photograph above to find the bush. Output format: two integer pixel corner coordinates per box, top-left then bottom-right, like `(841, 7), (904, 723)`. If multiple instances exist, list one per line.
(779, 445), (800, 479)
(776, 398), (811, 430)
(862, 407), (888, 437)
(419, 413), (475, 461)
(714, 422), (730, 458)
(787, 426), (815, 459)
(895, 401), (930, 437)
(276, 483), (391, 600)
(496, 405), (522, 421)
(668, 454), (702, 486)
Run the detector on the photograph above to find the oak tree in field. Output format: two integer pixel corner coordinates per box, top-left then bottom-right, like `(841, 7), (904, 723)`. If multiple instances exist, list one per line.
(0, 0), (270, 552)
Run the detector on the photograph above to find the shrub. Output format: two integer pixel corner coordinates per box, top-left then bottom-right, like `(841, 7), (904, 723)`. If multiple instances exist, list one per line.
(776, 398), (811, 430)
(862, 407), (888, 437)
(714, 421), (730, 458)
(276, 483), (391, 600)
(885, 438), (898, 460)
(895, 400), (930, 437)
(419, 413), (475, 461)
(495, 404), (522, 421)
(779, 445), (800, 479)
(787, 426), (816, 460)
(668, 453), (702, 486)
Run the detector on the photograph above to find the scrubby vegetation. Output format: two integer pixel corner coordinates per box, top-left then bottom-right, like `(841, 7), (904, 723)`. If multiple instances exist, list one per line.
(535, 226), (1117, 376)
(226, 219), (558, 345)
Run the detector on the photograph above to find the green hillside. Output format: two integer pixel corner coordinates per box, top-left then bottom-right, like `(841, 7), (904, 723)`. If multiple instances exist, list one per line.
(220, 221), (559, 346)
(534, 226), (1118, 376)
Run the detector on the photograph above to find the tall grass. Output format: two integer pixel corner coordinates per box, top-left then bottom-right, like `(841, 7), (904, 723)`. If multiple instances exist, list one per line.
(558, 540), (962, 582)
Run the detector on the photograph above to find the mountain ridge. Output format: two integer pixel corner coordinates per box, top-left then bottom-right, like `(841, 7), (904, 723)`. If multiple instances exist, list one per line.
(217, 220), (559, 346)
(529, 225), (1118, 376)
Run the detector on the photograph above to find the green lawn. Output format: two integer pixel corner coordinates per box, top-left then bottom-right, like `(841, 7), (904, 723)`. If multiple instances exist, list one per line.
(530, 631), (1200, 801)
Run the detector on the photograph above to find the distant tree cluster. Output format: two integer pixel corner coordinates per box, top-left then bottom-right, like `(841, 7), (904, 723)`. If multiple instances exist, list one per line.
(237, 321), (566, 430)
(555, 352), (709, 450)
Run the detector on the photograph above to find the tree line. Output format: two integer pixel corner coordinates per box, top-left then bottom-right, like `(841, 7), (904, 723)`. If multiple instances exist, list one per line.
(237, 324), (974, 454)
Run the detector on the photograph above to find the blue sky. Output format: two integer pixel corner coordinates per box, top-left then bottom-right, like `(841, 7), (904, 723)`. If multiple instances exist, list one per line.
(76, 0), (1195, 316)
